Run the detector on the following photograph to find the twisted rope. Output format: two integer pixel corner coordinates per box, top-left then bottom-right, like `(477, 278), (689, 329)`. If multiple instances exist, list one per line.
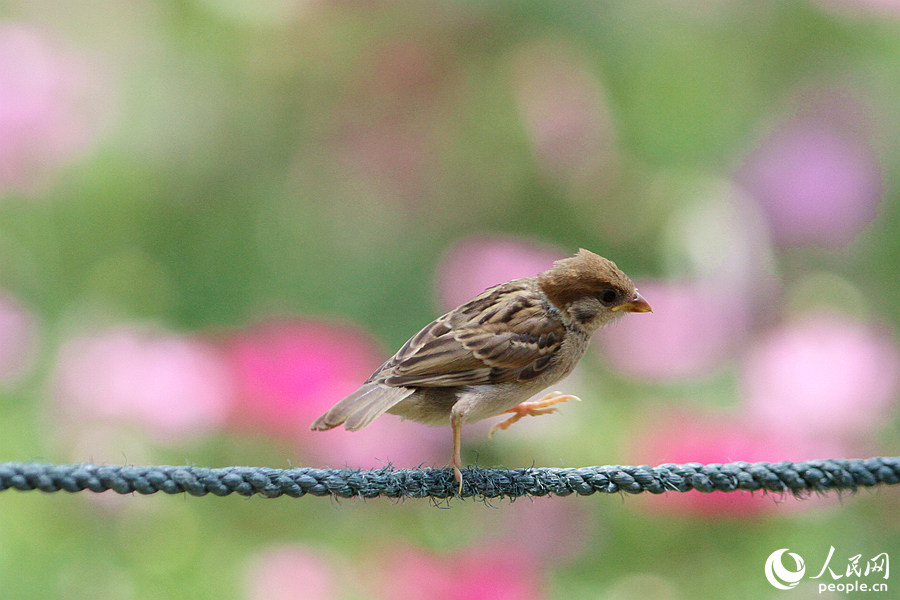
(0, 457), (898, 499)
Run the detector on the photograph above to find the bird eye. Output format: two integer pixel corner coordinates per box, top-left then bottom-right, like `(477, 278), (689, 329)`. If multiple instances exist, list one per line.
(598, 289), (618, 305)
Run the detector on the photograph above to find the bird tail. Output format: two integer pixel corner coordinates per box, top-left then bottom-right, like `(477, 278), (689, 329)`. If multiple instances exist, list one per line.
(310, 383), (414, 432)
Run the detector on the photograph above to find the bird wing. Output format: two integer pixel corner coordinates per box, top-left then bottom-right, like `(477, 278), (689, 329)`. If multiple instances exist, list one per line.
(370, 280), (566, 388)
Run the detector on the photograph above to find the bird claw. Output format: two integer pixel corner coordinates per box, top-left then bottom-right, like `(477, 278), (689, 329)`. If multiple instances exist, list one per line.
(488, 391), (580, 439)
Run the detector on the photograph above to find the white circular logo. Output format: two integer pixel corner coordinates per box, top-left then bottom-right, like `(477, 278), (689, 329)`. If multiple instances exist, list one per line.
(765, 549), (806, 590)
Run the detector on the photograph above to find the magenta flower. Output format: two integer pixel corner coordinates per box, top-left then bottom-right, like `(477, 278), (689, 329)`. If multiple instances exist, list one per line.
(0, 291), (38, 386)
(226, 319), (383, 434)
(54, 325), (233, 443)
(0, 25), (107, 194)
(736, 94), (882, 248)
(436, 236), (564, 311)
(598, 280), (750, 381)
(741, 312), (900, 448)
(226, 318), (450, 467)
(244, 545), (337, 600)
(379, 545), (545, 600)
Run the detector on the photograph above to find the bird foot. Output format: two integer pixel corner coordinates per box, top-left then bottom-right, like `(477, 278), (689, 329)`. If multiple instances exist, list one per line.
(452, 464), (463, 495)
(451, 412), (464, 495)
(488, 391), (580, 439)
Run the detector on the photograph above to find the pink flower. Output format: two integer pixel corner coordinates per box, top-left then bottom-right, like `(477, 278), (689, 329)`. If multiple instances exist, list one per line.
(226, 318), (450, 467)
(54, 325), (233, 443)
(598, 280), (750, 381)
(0, 25), (108, 194)
(379, 545), (545, 600)
(436, 236), (564, 311)
(605, 191), (775, 382)
(627, 409), (822, 517)
(244, 545), (337, 600)
(741, 312), (900, 448)
(736, 91), (882, 248)
(0, 291), (38, 386)
(226, 319), (383, 434)
(488, 495), (595, 564)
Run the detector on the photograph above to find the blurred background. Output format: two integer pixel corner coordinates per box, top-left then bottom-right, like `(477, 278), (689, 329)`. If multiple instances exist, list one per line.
(1, 1), (899, 598)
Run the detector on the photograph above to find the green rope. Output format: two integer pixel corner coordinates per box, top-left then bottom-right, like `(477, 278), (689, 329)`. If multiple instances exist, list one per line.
(1, 457), (897, 499)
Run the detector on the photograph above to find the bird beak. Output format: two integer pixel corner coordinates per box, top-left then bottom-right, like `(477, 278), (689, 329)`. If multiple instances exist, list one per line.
(612, 291), (652, 313)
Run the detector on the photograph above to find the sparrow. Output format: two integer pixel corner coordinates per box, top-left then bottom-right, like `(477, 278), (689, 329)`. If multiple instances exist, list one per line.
(310, 248), (651, 491)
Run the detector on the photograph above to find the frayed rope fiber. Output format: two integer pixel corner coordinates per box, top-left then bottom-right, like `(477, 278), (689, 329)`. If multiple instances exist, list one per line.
(1, 458), (898, 499)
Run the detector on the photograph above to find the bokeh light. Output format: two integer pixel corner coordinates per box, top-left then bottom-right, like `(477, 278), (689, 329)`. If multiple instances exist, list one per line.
(0, 24), (108, 194)
(0, 3), (898, 599)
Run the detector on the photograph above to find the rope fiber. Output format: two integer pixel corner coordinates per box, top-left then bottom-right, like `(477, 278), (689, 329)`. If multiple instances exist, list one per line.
(1, 457), (898, 500)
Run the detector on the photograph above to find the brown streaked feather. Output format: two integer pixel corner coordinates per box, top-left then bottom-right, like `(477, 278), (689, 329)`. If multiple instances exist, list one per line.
(367, 279), (566, 388)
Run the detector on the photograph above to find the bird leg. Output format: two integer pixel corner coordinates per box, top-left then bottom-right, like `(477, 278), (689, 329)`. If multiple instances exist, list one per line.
(488, 391), (580, 439)
(450, 410), (464, 495)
